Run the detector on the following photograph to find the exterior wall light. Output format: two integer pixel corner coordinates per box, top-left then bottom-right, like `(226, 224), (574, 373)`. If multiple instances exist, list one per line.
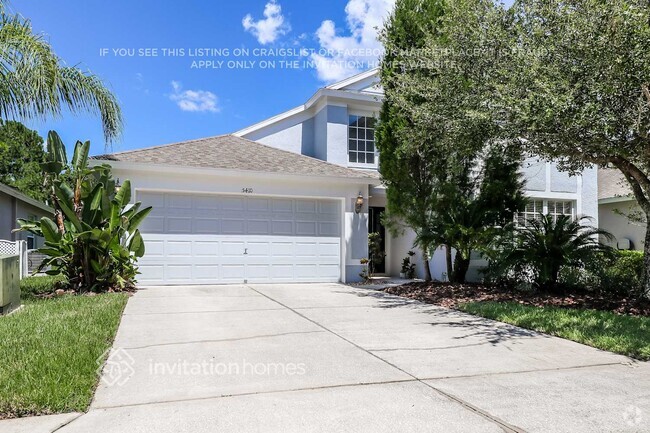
(115, 178), (121, 193)
(355, 193), (364, 214)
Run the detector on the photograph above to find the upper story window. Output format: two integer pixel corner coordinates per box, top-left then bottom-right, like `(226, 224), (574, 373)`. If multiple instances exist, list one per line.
(548, 200), (575, 222)
(517, 199), (576, 227)
(348, 115), (376, 165)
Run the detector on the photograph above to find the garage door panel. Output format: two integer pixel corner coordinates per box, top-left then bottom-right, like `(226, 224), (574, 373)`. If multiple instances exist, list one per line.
(166, 265), (193, 281)
(319, 242), (340, 257)
(296, 200), (317, 213)
(194, 218), (220, 234)
(222, 241), (246, 256)
(247, 198), (270, 211)
(271, 221), (293, 235)
(221, 265), (246, 281)
(142, 217), (165, 233)
(145, 240), (165, 257)
(247, 242), (271, 256)
(319, 222), (339, 237)
(138, 193), (342, 285)
(319, 264), (341, 278)
(295, 221), (317, 236)
(221, 197), (245, 211)
(272, 199), (293, 213)
(221, 219), (246, 234)
(193, 241), (219, 257)
(319, 201), (339, 214)
(167, 217), (192, 233)
(247, 220), (271, 235)
(193, 265), (220, 280)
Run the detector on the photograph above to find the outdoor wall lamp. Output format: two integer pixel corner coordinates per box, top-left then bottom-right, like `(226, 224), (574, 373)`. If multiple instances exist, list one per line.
(115, 178), (121, 193)
(355, 193), (364, 214)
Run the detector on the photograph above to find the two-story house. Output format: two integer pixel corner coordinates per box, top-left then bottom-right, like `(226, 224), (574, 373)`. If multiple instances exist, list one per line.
(94, 69), (598, 285)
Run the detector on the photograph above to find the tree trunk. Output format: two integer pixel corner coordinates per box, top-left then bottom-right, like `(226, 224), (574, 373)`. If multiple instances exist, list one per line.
(643, 223), (650, 298)
(445, 245), (453, 282)
(452, 253), (471, 284)
(423, 250), (432, 282)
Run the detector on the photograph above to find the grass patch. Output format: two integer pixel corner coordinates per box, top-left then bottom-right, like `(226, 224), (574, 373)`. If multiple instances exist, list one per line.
(459, 301), (650, 361)
(0, 294), (128, 419)
(20, 275), (67, 299)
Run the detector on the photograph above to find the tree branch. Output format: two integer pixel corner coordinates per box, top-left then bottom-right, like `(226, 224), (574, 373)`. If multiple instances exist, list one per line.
(610, 156), (650, 196)
(618, 164), (650, 215)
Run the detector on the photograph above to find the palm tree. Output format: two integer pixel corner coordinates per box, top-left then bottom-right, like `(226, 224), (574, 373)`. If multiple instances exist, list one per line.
(0, 5), (122, 142)
(501, 214), (612, 292)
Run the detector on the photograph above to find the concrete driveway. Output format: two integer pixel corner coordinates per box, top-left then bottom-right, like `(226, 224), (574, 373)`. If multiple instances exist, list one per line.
(50, 284), (650, 432)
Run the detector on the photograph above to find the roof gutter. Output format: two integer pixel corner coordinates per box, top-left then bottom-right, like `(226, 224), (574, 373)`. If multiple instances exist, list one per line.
(233, 88), (382, 137)
(90, 160), (382, 186)
(0, 182), (52, 213)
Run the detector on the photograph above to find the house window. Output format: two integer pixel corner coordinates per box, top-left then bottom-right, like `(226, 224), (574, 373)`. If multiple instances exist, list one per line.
(518, 200), (544, 227)
(348, 115), (377, 165)
(548, 200), (575, 222)
(517, 199), (576, 227)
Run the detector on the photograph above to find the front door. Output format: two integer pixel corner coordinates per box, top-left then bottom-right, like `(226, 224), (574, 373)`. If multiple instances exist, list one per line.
(368, 207), (386, 274)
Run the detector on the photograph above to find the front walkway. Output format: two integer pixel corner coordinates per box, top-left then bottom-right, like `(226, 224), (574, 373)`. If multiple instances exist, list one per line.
(9, 283), (650, 432)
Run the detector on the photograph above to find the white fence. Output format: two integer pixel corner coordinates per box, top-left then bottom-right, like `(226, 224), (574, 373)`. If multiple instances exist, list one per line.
(0, 240), (28, 279)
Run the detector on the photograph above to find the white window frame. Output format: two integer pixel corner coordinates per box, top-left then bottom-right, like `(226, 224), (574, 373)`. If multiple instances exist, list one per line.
(517, 199), (576, 227)
(347, 113), (378, 168)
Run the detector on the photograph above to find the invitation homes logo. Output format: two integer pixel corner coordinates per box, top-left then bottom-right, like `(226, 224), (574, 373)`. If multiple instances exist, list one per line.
(97, 347), (136, 387)
(96, 347), (307, 387)
(148, 359), (307, 377)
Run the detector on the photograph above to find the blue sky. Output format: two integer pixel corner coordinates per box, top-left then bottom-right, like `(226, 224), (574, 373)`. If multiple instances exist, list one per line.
(12, 0), (512, 156)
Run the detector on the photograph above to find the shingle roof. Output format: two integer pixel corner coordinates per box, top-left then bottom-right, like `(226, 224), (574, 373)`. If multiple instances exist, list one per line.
(0, 182), (52, 213)
(93, 135), (379, 181)
(598, 168), (632, 200)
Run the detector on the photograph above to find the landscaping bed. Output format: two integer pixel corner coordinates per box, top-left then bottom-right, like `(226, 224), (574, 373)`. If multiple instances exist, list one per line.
(384, 282), (650, 316)
(384, 282), (650, 361)
(0, 293), (128, 419)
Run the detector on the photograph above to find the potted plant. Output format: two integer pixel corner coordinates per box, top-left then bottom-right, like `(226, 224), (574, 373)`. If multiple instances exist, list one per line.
(359, 258), (370, 282)
(400, 257), (409, 279)
(401, 251), (417, 279)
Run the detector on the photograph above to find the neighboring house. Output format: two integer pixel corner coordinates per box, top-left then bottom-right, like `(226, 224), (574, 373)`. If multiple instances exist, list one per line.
(598, 168), (645, 250)
(0, 182), (51, 249)
(92, 69), (598, 285)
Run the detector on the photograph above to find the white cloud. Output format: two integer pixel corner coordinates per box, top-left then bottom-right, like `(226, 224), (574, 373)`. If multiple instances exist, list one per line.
(169, 81), (220, 113)
(311, 0), (395, 82)
(242, 0), (291, 45)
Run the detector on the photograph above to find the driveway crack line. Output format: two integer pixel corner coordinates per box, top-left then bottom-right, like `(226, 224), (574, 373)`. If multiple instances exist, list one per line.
(419, 361), (629, 381)
(247, 286), (527, 433)
(122, 307), (285, 316)
(51, 412), (84, 432)
(92, 378), (421, 411)
(122, 330), (326, 350)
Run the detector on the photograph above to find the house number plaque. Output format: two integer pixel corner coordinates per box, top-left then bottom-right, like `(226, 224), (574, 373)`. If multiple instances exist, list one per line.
(242, 188), (254, 194)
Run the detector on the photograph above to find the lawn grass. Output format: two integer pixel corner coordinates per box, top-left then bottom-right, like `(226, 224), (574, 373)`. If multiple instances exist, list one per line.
(0, 294), (128, 419)
(459, 301), (650, 361)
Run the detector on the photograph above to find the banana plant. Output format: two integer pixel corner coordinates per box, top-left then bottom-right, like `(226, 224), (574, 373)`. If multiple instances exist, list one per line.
(16, 131), (152, 292)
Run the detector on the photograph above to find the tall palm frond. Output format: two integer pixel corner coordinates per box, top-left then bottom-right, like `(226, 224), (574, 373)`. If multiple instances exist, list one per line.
(506, 214), (613, 291)
(0, 11), (122, 143)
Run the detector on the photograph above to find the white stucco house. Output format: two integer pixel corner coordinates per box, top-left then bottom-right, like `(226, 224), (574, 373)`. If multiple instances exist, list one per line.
(93, 69), (598, 285)
(598, 168), (645, 250)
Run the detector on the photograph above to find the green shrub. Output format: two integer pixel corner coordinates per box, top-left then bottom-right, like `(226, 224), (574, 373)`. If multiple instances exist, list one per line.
(591, 250), (645, 299)
(20, 275), (67, 298)
(558, 266), (600, 291)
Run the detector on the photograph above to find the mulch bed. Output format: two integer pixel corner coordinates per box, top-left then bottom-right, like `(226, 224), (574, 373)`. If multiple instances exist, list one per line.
(383, 282), (650, 317)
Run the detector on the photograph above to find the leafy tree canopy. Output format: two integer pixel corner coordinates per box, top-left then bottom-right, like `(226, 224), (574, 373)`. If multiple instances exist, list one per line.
(502, 0), (650, 294)
(0, 120), (47, 202)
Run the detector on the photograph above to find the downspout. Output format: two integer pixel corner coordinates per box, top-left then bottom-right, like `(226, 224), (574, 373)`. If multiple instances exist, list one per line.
(10, 196), (16, 241)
